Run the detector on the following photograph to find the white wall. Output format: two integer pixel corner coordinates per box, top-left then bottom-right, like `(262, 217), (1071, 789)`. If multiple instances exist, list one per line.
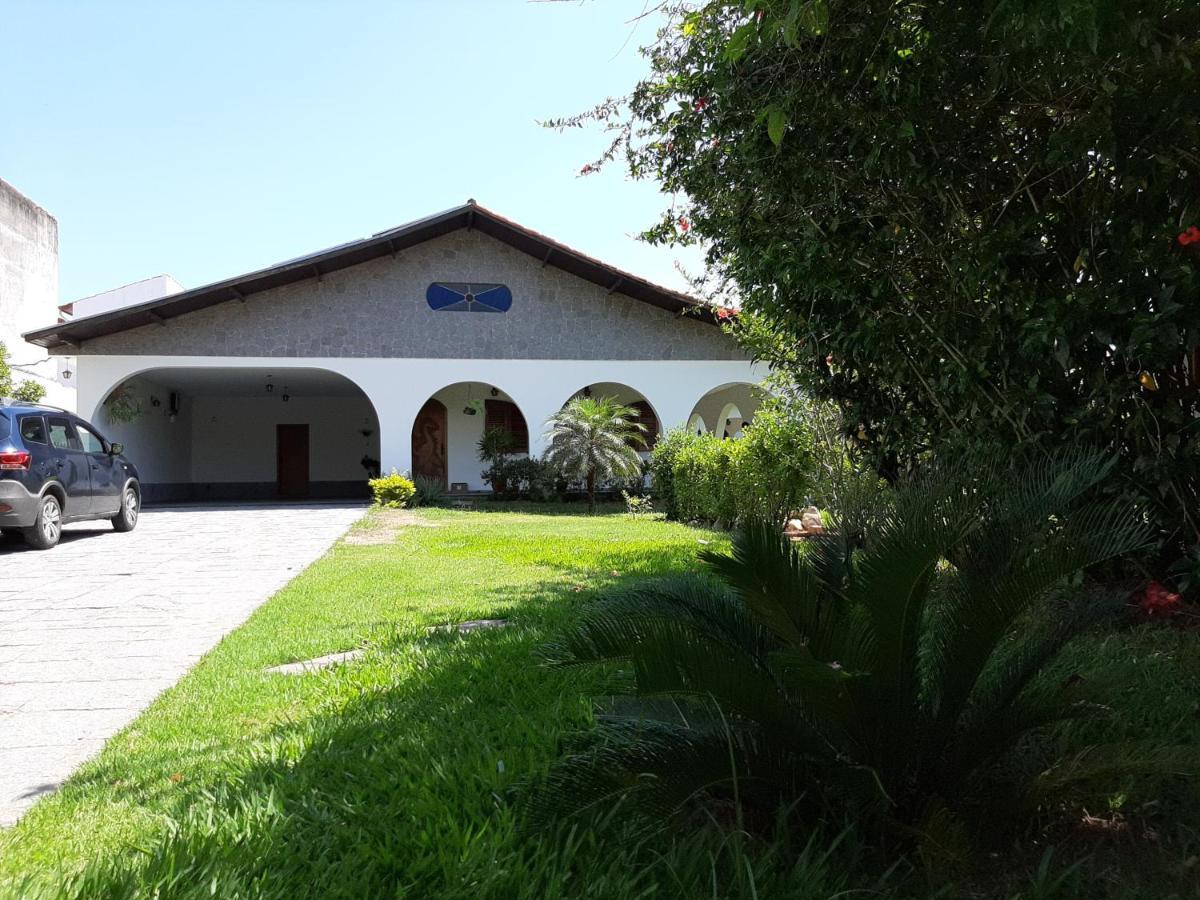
(76, 356), (772, 487)
(692, 383), (763, 437)
(67, 275), (184, 319)
(1, 178), (74, 409)
(425, 382), (522, 490)
(94, 375), (193, 484)
(190, 395), (378, 484)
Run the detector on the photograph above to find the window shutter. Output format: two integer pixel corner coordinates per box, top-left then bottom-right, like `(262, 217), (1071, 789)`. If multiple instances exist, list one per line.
(484, 399), (529, 454)
(630, 401), (658, 449)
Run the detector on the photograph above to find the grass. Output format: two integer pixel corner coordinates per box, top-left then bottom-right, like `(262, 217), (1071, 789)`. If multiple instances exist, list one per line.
(0, 505), (1196, 898)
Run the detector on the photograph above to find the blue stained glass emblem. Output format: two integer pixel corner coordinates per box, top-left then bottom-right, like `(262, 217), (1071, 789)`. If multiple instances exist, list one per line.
(426, 282), (512, 313)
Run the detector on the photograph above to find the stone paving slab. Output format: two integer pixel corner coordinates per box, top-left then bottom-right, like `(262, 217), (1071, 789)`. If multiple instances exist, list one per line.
(0, 501), (366, 826)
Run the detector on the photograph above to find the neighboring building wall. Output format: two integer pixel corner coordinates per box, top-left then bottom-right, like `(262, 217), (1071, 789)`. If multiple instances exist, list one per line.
(66, 274), (184, 319)
(0, 178), (73, 407)
(66, 230), (745, 361)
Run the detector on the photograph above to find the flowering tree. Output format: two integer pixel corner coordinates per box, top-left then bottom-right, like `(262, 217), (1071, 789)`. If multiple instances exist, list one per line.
(556, 0), (1200, 565)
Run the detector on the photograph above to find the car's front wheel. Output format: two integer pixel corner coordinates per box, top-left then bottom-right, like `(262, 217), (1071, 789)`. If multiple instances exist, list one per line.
(112, 485), (139, 532)
(23, 494), (63, 550)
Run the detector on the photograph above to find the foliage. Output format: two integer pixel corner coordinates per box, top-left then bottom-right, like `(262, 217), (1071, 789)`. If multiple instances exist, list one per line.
(477, 426), (517, 465)
(3, 507), (1198, 897)
(651, 393), (822, 526)
(543, 396), (646, 513)
(411, 474), (447, 508)
(367, 469), (416, 508)
(531, 453), (1198, 861)
(562, 0), (1200, 562)
(103, 383), (143, 424)
(621, 490), (654, 517)
(0, 341), (47, 403)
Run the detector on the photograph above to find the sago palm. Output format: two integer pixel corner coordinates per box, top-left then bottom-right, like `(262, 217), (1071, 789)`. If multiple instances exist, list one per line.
(543, 396), (646, 513)
(531, 453), (1196, 852)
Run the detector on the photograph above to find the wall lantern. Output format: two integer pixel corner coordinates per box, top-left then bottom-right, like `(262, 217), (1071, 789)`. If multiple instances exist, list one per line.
(265, 374), (275, 394)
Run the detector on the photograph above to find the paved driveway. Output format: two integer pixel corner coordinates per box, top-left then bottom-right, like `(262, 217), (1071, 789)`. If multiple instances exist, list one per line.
(0, 501), (366, 826)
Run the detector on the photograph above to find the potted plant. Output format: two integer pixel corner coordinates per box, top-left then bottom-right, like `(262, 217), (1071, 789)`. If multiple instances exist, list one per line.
(478, 426), (517, 495)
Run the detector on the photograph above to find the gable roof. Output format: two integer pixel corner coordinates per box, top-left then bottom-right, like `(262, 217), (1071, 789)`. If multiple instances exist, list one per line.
(24, 200), (715, 349)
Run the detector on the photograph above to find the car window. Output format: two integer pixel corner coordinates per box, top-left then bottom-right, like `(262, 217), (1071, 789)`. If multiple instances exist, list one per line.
(75, 423), (106, 454)
(46, 416), (81, 451)
(19, 416), (48, 444)
(0, 411), (8, 441)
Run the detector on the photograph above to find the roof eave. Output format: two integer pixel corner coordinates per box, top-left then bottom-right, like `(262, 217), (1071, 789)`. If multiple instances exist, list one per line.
(23, 202), (715, 348)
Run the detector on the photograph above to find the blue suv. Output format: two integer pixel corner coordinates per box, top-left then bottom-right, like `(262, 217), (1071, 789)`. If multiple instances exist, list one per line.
(0, 399), (141, 550)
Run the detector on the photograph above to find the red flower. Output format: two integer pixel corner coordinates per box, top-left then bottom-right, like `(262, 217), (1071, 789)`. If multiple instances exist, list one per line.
(1178, 226), (1200, 247)
(579, 163), (595, 176)
(694, 97), (709, 112)
(678, 216), (690, 232)
(1138, 580), (1182, 618)
(716, 307), (736, 320)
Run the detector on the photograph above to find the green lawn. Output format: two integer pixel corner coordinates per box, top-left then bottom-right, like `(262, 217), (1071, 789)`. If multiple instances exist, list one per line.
(0, 507), (1195, 899)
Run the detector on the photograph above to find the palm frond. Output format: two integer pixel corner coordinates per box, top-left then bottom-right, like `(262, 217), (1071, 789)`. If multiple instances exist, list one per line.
(1029, 743), (1200, 806)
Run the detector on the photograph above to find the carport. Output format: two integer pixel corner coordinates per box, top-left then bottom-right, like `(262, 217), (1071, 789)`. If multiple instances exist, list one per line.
(93, 367), (380, 503)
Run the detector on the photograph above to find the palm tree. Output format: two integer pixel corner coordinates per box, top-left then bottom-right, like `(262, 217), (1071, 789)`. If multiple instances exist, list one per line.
(543, 396), (646, 513)
(529, 453), (1197, 857)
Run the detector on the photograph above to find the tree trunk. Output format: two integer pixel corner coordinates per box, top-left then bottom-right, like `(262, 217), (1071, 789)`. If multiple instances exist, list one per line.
(586, 469), (596, 514)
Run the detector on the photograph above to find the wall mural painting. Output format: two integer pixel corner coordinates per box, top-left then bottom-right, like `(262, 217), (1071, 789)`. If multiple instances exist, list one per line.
(426, 282), (512, 313)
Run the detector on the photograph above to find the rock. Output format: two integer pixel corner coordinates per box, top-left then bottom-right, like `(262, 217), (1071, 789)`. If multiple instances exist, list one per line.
(426, 618), (509, 635)
(264, 649), (365, 675)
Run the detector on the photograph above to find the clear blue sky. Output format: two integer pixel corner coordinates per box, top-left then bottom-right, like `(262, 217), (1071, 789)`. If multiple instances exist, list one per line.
(1, 1), (700, 305)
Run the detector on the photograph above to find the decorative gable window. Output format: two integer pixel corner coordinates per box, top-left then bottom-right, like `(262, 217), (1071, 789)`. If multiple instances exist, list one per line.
(426, 282), (512, 313)
(484, 399), (529, 454)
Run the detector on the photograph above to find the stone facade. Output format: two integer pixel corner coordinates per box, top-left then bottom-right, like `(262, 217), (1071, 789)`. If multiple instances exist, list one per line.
(70, 230), (745, 361)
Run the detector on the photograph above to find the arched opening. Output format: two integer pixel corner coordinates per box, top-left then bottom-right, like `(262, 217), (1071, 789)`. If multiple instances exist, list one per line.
(412, 382), (528, 492)
(563, 382), (662, 452)
(687, 383), (765, 439)
(94, 366), (380, 503)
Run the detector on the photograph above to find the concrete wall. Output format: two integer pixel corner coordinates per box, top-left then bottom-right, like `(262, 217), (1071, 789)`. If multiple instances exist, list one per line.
(94, 374), (194, 486)
(66, 230), (745, 362)
(68, 274), (184, 319)
(75, 356), (771, 482)
(190, 394), (378, 485)
(426, 382), (527, 490)
(0, 178), (73, 407)
(691, 383), (763, 437)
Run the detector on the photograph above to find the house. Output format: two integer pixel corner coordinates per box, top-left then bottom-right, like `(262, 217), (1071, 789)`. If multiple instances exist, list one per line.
(23, 201), (766, 502)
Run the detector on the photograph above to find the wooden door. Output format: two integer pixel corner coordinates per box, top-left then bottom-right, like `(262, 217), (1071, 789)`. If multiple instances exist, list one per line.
(412, 399), (448, 487)
(276, 424), (310, 498)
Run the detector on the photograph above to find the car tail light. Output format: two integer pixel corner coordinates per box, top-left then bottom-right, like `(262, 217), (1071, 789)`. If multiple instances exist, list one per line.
(0, 451), (32, 470)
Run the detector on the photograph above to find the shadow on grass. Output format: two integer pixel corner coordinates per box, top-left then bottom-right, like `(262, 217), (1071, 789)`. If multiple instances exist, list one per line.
(38, 553), (759, 898)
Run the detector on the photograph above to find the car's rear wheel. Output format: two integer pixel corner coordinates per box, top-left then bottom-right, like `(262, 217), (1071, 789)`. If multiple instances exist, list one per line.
(23, 494), (62, 550)
(112, 486), (139, 532)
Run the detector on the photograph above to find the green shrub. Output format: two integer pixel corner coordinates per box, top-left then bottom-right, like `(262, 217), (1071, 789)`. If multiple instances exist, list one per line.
(531, 453), (1196, 867)
(368, 470), (416, 508)
(651, 395), (821, 526)
(411, 474), (446, 508)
